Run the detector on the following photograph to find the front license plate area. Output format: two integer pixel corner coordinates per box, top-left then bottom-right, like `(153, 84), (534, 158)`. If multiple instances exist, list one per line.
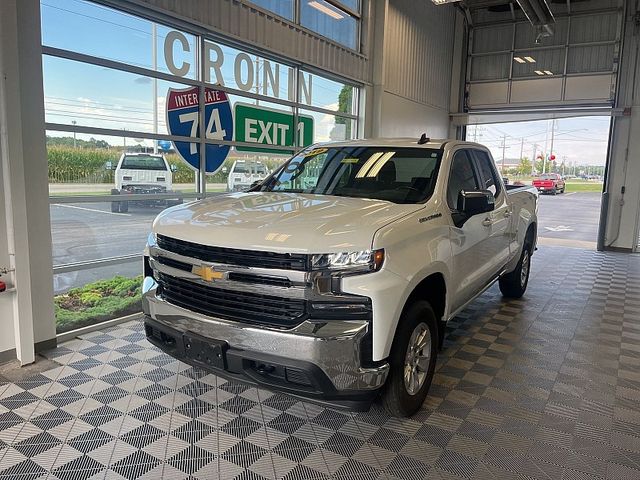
(183, 333), (228, 369)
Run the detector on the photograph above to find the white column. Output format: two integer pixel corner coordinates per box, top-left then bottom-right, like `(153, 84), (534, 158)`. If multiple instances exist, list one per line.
(0, 0), (56, 364)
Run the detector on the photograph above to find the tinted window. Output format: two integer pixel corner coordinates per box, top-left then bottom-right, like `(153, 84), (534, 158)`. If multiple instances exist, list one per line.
(262, 147), (441, 204)
(474, 150), (501, 196)
(447, 150), (479, 209)
(120, 155), (167, 170)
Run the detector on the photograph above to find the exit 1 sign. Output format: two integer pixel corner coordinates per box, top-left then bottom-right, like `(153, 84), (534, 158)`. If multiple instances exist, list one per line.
(234, 103), (314, 154)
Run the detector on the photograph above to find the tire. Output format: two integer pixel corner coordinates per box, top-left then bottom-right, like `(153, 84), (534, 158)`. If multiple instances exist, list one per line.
(499, 244), (531, 299)
(382, 301), (438, 417)
(119, 201), (129, 213)
(551, 187), (557, 195)
(111, 189), (120, 213)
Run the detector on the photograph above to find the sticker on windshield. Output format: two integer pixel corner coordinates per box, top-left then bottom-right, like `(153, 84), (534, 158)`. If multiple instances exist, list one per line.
(303, 148), (328, 158)
(341, 158), (360, 164)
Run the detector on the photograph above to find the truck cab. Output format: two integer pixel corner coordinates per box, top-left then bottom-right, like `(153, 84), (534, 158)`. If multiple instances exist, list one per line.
(110, 153), (181, 213)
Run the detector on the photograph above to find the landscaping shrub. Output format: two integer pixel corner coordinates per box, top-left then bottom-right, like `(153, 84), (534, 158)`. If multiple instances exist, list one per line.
(55, 275), (143, 333)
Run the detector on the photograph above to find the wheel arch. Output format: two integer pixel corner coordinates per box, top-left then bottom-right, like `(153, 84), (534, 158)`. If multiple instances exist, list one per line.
(399, 272), (448, 349)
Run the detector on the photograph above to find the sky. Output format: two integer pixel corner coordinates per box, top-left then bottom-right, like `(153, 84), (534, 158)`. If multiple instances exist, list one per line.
(472, 116), (611, 167)
(41, 0), (610, 166)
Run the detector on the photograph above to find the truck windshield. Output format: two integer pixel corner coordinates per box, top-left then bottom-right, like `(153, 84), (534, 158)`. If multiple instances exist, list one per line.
(538, 174), (556, 180)
(121, 155), (167, 170)
(259, 146), (442, 204)
(233, 163), (266, 174)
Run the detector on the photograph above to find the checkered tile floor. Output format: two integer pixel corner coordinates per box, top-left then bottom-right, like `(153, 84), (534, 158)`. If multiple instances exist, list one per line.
(1, 245), (640, 479)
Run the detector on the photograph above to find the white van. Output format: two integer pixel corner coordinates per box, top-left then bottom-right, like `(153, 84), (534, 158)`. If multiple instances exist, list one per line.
(110, 153), (181, 213)
(226, 160), (269, 192)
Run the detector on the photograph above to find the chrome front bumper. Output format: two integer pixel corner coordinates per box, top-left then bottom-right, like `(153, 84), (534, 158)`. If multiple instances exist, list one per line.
(142, 278), (389, 397)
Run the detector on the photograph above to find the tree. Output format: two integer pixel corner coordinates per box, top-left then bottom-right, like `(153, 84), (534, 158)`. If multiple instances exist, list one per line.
(334, 86), (353, 139)
(517, 157), (532, 176)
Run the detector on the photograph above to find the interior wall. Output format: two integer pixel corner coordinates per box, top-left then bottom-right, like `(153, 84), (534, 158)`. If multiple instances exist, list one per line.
(367, 0), (456, 138)
(0, 140), (16, 357)
(0, 0), (56, 362)
(380, 92), (450, 138)
(603, 3), (640, 251)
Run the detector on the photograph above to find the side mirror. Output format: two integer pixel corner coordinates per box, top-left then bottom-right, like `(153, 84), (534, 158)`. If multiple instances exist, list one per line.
(170, 164), (177, 172)
(249, 180), (262, 190)
(457, 190), (495, 217)
(105, 161), (113, 170)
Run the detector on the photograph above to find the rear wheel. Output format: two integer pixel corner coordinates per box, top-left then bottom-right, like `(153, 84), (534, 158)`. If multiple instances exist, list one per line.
(499, 245), (531, 298)
(119, 201), (129, 213)
(382, 301), (438, 417)
(551, 187), (557, 195)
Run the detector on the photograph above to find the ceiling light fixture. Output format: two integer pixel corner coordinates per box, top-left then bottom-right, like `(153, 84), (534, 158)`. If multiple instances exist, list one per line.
(309, 1), (344, 19)
(514, 57), (526, 63)
(534, 70), (545, 75)
(544, 70), (553, 75)
(430, 0), (461, 4)
(524, 56), (536, 63)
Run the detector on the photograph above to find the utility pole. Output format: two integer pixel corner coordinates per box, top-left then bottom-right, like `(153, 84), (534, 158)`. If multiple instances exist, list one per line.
(71, 120), (77, 148)
(548, 119), (556, 174)
(532, 143), (538, 175)
(501, 135), (508, 174)
(519, 137), (524, 162)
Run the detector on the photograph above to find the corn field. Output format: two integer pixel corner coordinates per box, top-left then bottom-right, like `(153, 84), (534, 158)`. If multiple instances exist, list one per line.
(47, 146), (289, 184)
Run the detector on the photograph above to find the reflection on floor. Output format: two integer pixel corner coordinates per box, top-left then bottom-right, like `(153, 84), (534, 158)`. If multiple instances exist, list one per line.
(1, 245), (640, 479)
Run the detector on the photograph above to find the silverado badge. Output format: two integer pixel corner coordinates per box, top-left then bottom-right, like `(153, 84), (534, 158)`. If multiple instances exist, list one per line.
(192, 265), (224, 282)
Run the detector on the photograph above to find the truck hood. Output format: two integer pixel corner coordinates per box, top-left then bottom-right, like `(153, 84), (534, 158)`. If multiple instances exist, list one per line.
(153, 192), (424, 254)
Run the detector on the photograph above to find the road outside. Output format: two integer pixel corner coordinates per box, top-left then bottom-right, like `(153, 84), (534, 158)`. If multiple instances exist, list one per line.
(536, 191), (601, 248)
(51, 191), (603, 294)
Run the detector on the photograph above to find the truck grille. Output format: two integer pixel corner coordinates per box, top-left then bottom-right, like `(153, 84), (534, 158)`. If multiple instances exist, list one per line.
(156, 272), (307, 328)
(157, 235), (309, 271)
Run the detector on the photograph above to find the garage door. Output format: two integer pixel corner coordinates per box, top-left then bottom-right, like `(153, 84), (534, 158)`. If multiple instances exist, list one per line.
(464, 0), (624, 115)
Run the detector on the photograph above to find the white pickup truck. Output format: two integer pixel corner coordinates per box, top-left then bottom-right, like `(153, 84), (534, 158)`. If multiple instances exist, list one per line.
(142, 138), (538, 416)
(110, 153), (182, 213)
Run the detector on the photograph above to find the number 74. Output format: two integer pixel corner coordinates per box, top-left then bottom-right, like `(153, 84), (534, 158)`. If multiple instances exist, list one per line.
(178, 108), (226, 154)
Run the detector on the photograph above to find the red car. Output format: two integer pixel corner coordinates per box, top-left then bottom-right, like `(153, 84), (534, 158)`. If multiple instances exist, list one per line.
(532, 173), (565, 195)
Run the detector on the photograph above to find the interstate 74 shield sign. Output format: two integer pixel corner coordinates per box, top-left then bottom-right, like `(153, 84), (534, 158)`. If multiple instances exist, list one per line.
(166, 86), (233, 173)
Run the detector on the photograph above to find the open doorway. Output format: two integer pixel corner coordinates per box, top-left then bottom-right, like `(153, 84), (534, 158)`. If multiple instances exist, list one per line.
(467, 116), (611, 249)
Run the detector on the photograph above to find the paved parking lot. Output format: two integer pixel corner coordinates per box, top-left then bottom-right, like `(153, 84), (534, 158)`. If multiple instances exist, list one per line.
(50, 191), (603, 293)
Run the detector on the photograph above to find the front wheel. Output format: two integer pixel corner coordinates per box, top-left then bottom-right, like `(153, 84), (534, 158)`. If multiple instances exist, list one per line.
(382, 301), (438, 417)
(499, 245), (531, 298)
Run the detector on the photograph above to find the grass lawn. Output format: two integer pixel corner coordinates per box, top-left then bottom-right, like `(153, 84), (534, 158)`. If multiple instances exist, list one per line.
(55, 275), (142, 333)
(565, 181), (603, 193)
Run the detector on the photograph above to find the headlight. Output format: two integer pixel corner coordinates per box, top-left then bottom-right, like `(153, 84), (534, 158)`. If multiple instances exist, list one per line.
(147, 231), (157, 247)
(311, 249), (384, 272)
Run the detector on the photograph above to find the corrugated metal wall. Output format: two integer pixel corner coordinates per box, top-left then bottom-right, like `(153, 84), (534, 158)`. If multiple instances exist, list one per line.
(383, 0), (455, 111)
(131, 0), (371, 83)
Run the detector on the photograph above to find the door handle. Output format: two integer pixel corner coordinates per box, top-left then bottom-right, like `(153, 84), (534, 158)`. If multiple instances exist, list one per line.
(482, 218), (492, 227)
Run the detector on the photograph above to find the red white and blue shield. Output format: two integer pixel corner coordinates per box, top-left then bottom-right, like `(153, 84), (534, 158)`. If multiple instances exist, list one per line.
(166, 86), (233, 173)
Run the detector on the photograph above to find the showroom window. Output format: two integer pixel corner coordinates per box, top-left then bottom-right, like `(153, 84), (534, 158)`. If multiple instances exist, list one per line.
(40, 0), (361, 334)
(247, 0), (360, 51)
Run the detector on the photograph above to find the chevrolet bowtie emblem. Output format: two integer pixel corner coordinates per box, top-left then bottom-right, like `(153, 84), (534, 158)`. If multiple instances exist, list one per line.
(192, 265), (224, 282)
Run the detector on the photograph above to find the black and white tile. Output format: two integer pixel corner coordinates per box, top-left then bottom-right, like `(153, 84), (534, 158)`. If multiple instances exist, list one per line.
(1, 245), (640, 479)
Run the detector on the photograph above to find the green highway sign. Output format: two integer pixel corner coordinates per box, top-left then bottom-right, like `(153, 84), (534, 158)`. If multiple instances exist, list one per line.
(234, 103), (314, 154)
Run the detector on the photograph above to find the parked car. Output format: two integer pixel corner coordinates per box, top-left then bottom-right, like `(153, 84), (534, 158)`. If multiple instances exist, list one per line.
(532, 173), (565, 195)
(142, 138), (538, 416)
(109, 153), (182, 213)
(227, 160), (269, 192)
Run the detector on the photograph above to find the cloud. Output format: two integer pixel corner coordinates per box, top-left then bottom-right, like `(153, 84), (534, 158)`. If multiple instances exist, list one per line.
(134, 76), (152, 85)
